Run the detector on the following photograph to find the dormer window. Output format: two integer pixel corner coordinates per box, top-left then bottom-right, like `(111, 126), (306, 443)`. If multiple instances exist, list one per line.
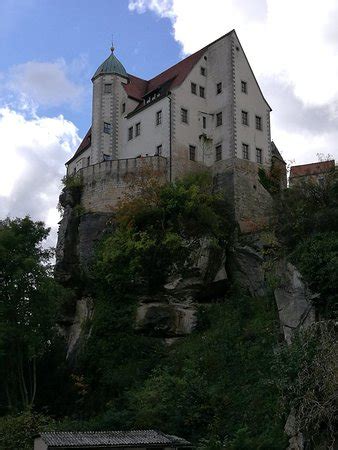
(104, 83), (112, 94)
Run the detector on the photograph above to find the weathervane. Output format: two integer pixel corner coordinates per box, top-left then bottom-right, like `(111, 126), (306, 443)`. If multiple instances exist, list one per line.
(111, 34), (115, 53)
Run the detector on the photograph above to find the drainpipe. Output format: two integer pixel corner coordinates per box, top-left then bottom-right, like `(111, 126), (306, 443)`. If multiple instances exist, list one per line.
(168, 92), (172, 182)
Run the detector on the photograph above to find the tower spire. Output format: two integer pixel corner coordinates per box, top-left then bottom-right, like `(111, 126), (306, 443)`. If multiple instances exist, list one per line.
(110, 34), (115, 53)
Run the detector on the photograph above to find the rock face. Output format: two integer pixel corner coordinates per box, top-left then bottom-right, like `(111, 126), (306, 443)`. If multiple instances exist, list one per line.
(135, 237), (228, 339)
(274, 260), (316, 345)
(59, 297), (94, 359)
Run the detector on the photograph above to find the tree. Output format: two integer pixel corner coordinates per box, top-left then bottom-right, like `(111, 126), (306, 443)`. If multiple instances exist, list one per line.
(0, 217), (64, 412)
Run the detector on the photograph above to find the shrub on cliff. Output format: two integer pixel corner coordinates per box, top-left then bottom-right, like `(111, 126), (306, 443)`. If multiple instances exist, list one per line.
(96, 172), (233, 292)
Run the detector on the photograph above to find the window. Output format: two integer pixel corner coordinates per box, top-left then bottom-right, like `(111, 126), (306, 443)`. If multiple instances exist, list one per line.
(87, 156), (90, 166)
(135, 122), (141, 136)
(242, 143), (249, 160)
(181, 108), (188, 124)
(241, 81), (247, 93)
(215, 144), (222, 161)
(191, 82), (197, 94)
(256, 148), (262, 164)
(241, 110), (249, 126)
(199, 86), (205, 98)
(104, 83), (112, 94)
(189, 145), (196, 161)
(156, 144), (162, 156)
(216, 112), (223, 127)
(202, 116), (206, 129)
(216, 82), (222, 94)
(128, 126), (133, 140)
(103, 122), (112, 134)
(122, 102), (126, 113)
(156, 110), (162, 125)
(255, 115), (262, 130)
(200, 66), (206, 76)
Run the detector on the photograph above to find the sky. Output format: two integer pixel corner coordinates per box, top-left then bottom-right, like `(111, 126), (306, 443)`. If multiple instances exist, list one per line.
(1, 0), (338, 246)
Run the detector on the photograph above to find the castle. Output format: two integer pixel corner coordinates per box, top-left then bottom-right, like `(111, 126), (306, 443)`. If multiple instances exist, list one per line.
(65, 29), (285, 232)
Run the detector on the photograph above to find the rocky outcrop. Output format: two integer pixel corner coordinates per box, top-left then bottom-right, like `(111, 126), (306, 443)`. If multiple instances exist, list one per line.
(58, 297), (94, 359)
(231, 242), (266, 297)
(135, 238), (228, 338)
(274, 260), (316, 345)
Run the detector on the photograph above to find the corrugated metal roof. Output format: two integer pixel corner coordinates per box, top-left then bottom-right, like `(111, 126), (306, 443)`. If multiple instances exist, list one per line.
(38, 430), (191, 447)
(290, 160), (335, 178)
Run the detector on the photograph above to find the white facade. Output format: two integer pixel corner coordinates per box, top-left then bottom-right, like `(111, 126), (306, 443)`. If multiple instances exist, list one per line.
(67, 30), (272, 177)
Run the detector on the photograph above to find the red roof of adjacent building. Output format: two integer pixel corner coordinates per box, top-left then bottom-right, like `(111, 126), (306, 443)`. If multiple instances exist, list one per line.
(290, 160), (335, 178)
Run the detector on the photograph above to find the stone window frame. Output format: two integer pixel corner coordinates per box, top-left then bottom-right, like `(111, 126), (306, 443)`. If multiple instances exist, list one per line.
(104, 83), (112, 94)
(215, 143), (222, 161)
(242, 142), (249, 160)
(241, 80), (247, 93)
(216, 112), (223, 127)
(156, 110), (162, 126)
(103, 122), (112, 134)
(241, 110), (249, 126)
(216, 82), (222, 94)
(128, 126), (133, 141)
(255, 115), (262, 131)
(189, 144), (196, 161)
(191, 82), (197, 95)
(135, 122), (141, 137)
(256, 147), (263, 164)
(181, 107), (189, 124)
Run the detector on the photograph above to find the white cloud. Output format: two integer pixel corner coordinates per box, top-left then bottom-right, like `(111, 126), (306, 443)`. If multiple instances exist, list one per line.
(0, 107), (81, 247)
(129, 0), (338, 164)
(7, 59), (83, 108)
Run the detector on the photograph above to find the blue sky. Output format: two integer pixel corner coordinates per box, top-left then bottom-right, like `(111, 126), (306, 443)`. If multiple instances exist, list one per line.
(0, 0), (182, 135)
(1, 0), (338, 246)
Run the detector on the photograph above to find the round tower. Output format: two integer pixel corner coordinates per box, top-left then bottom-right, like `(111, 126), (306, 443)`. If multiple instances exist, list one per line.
(91, 45), (128, 164)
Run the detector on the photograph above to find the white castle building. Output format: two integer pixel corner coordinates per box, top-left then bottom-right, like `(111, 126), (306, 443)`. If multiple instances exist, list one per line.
(65, 30), (284, 232)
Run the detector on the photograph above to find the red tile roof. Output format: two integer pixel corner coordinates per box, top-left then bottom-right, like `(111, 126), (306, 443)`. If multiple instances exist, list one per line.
(66, 127), (91, 165)
(290, 160), (335, 178)
(123, 47), (206, 104)
(123, 74), (148, 101)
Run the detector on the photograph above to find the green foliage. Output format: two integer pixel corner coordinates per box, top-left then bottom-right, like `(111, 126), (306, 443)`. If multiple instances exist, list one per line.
(62, 174), (83, 190)
(275, 171), (338, 246)
(273, 321), (336, 447)
(0, 411), (54, 449)
(0, 217), (69, 413)
(258, 167), (281, 195)
(125, 295), (287, 447)
(97, 172), (233, 293)
(274, 171), (338, 316)
(291, 232), (338, 314)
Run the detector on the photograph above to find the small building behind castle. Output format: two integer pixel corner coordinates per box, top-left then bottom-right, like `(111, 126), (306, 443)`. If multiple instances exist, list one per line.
(65, 30), (286, 232)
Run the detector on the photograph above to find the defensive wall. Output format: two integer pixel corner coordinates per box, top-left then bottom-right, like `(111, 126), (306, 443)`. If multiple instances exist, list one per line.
(75, 154), (273, 232)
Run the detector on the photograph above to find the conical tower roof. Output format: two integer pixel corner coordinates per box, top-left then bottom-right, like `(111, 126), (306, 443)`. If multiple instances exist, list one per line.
(93, 45), (128, 79)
